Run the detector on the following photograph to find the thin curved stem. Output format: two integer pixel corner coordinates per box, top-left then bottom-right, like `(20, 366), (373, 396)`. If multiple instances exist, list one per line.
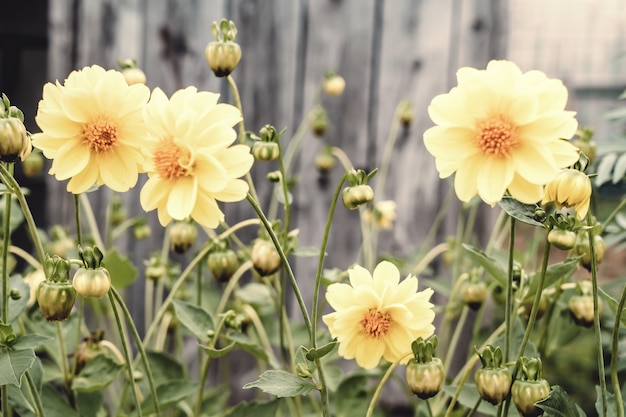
(110, 287), (160, 416)
(108, 291), (143, 417)
(411, 242), (449, 275)
(504, 218), (516, 363)
(246, 194), (312, 334)
(611, 281), (626, 417)
(25, 370), (45, 417)
(365, 358), (405, 417)
(588, 214), (607, 417)
(2, 164), (13, 323)
(78, 194), (105, 250)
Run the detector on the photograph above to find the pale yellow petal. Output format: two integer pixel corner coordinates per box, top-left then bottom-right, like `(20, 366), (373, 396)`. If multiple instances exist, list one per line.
(509, 174), (545, 204)
(477, 157), (514, 204)
(140, 177), (170, 211)
(166, 176), (198, 220)
(511, 142), (559, 185)
(190, 190), (224, 228)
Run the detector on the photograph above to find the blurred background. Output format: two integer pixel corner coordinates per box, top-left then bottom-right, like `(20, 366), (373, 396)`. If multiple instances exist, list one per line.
(2, 0), (626, 413)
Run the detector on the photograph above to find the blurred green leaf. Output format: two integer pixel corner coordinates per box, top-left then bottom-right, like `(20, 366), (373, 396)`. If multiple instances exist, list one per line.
(138, 379), (197, 415)
(71, 354), (124, 392)
(599, 287), (626, 328)
(0, 348), (35, 386)
(243, 370), (316, 397)
(596, 153), (618, 187)
(524, 257), (580, 300)
(536, 385), (587, 416)
(199, 341), (235, 358)
(463, 244), (507, 286)
(103, 249), (137, 289)
(172, 299), (214, 343)
(498, 197), (543, 227)
(223, 399), (281, 417)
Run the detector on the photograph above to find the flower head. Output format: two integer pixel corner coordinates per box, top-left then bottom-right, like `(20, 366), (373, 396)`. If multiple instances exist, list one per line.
(541, 168), (591, 220)
(424, 60), (579, 205)
(322, 261), (435, 369)
(140, 87), (253, 228)
(32, 65), (150, 193)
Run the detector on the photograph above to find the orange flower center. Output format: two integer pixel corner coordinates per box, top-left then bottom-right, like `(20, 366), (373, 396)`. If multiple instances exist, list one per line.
(154, 138), (193, 180)
(360, 308), (392, 339)
(83, 116), (119, 152)
(475, 114), (519, 157)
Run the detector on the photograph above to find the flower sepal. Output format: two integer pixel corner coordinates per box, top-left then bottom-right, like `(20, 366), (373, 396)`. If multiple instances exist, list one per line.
(405, 336), (445, 399)
(37, 256), (76, 321)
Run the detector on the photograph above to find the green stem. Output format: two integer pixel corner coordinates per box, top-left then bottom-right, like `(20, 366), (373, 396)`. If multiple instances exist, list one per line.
(108, 291), (143, 417)
(464, 397), (482, 417)
(443, 306), (468, 376)
(110, 287), (160, 416)
(226, 74), (259, 203)
(601, 196), (626, 230)
(588, 214), (607, 417)
(74, 194), (82, 246)
(25, 370), (45, 417)
(78, 194), (105, 250)
(365, 359), (404, 417)
(1, 387), (7, 417)
(611, 279), (626, 417)
(2, 164), (12, 324)
(312, 172), (348, 343)
(504, 218), (516, 363)
(246, 194), (312, 335)
(501, 236), (552, 417)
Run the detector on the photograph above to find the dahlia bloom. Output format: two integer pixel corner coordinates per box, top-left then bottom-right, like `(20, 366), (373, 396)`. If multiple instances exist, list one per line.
(140, 87), (253, 228)
(32, 65), (150, 193)
(424, 60), (579, 205)
(322, 261), (435, 369)
(541, 168), (592, 220)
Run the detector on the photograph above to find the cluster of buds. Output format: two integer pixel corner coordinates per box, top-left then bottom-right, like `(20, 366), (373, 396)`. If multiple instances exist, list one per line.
(205, 19), (241, 77)
(0, 94), (32, 163)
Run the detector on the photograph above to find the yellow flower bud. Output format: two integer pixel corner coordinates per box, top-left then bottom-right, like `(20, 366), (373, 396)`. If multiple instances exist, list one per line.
(541, 169), (591, 220)
(205, 20), (242, 77)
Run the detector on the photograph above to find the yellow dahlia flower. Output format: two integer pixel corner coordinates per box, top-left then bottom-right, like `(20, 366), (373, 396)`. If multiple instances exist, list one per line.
(424, 60), (580, 205)
(322, 261), (435, 369)
(32, 65), (150, 193)
(140, 87), (253, 228)
(541, 168), (592, 220)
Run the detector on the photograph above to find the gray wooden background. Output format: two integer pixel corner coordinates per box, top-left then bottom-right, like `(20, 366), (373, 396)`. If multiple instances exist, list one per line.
(3, 0), (626, 327)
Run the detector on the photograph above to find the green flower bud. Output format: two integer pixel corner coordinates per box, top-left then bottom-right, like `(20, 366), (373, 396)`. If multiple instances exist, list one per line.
(170, 220), (198, 254)
(205, 20), (241, 77)
(0, 117), (31, 162)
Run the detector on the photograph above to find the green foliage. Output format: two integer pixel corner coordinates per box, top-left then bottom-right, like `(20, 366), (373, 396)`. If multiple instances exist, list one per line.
(536, 385), (587, 416)
(71, 354), (124, 392)
(102, 248), (137, 289)
(242, 369), (317, 397)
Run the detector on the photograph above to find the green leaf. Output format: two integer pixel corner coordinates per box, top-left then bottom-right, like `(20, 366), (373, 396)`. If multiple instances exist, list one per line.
(171, 299), (214, 343)
(305, 339), (338, 360)
(140, 350), (187, 383)
(41, 384), (80, 417)
(242, 370), (316, 397)
(7, 359), (43, 417)
(12, 333), (52, 351)
(274, 185), (293, 205)
(536, 385), (587, 416)
(138, 379), (198, 415)
(595, 385), (620, 417)
(596, 153), (618, 187)
(103, 248), (137, 289)
(223, 399), (281, 417)
(0, 275), (31, 323)
(199, 341), (235, 358)
(76, 391), (105, 417)
(523, 257), (581, 300)
(235, 282), (273, 306)
(498, 197), (544, 227)
(462, 244), (507, 286)
(600, 287), (626, 328)
(71, 354), (124, 392)
(0, 348), (35, 386)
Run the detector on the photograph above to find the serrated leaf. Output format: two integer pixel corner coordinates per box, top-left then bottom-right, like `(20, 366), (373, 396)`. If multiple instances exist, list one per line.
(171, 299), (214, 343)
(199, 341), (235, 358)
(223, 399), (281, 417)
(498, 197), (544, 227)
(596, 153), (618, 187)
(536, 385), (587, 416)
(243, 370), (316, 397)
(138, 379), (197, 415)
(462, 244), (507, 286)
(103, 249), (137, 289)
(613, 153), (626, 184)
(0, 348), (35, 386)
(71, 354), (124, 392)
(12, 334), (52, 351)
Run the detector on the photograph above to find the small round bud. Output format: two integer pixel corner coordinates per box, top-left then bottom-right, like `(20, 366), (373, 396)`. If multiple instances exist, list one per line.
(251, 239), (281, 276)
(323, 74), (345, 96)
(22, 150), (45, 177)
(252, 141), (279, 161)
(342, 184), (374, 210)
(315, 151), (335, 173)
(0, 117), (30, 162)
(169, 221), (198, 254)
